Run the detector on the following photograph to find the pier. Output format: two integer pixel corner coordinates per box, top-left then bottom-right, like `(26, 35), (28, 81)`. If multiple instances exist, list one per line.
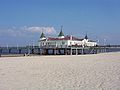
(0, 45), (120, 56)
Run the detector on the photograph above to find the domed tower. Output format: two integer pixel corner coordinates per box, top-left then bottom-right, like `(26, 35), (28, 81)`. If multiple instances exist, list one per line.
(58, 26), (64, 38)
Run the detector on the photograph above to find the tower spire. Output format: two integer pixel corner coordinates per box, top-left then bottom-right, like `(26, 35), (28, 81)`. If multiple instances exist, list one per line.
(40, 32), (45, 38)
(58, 25), (64, 38)
(61, 25), (63, 31)
(85, 33), (88, 40)
(40, 32), (46, 40)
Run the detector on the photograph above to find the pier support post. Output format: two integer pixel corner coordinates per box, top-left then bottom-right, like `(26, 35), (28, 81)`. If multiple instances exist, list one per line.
(77, 49), (79, 55)
(81, 48), (84, 54)
(40, 49), (42, 55)
(76, 48), (78, 55)
(65, 48), (67, 55)
(52, 49), (54, 55)
(9, 49), (11, 54)
(0, 49), (2, 56)
(104, 47), (106, 52)
(31, 48), (34, 54)
(0, 49), (2, 54)
(96, 48), (99, 54)
(19, 49), (21, 54)
(68, 49), (71, 55)
(70, 47), (72, 55)
(58, 49), (61, 55)
(56, 49), (59, 55)
(54, 49), (56, 55)
(38, 48), (40, 55)
(46, 49), (49, 55)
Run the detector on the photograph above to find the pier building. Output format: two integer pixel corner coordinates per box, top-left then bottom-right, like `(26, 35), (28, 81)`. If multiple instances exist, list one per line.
(38, 30), (97, 48)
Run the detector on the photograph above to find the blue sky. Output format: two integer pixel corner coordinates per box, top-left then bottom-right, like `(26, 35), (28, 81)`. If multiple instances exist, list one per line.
(0, 0), (120, 46)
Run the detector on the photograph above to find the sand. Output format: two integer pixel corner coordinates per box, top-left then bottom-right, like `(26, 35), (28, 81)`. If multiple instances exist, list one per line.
(0, 52), (120, 90)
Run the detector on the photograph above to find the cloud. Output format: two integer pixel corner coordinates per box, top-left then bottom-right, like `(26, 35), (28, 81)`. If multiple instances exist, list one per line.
(22, 26), (57, 34)
(0, 26), (57, 37)
(0, 27), (26, 37)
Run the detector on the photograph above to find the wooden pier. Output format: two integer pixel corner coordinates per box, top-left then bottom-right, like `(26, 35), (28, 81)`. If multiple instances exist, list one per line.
(39, 46), (110, 55)
(0, 45), (120, 56)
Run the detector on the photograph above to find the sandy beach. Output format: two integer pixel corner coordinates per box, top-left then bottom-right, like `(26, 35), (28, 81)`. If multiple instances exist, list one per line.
(0, 52), (120, 90)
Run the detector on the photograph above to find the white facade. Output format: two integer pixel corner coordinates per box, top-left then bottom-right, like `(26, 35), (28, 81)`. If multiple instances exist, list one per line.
(82, 39), (97, 47)
(39, 38), (97, 47)
(39, 40), (83, 47)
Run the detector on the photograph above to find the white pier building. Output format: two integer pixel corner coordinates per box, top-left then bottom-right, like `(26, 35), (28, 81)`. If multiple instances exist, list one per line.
(38, 29), (97, 48)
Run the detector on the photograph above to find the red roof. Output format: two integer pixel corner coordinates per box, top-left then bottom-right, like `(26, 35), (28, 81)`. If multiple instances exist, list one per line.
(47, 36), (83, 41)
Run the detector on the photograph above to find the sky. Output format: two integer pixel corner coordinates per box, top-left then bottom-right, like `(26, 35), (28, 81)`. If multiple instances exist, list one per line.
(0, 0), (120, 46)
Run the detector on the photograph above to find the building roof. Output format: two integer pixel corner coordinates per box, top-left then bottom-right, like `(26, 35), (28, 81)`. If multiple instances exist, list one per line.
(40, 32), (46, 38)
(58, 30), (64, 37)
(47, 35), (83, 41)
(88, 40), (96, 42)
